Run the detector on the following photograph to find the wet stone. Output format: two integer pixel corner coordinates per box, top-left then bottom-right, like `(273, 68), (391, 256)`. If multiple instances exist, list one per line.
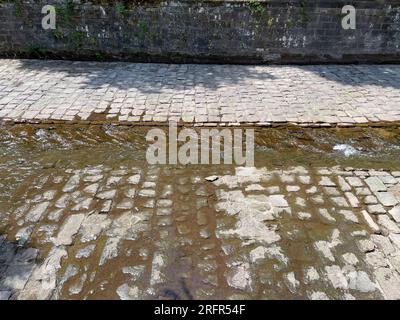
(72, 198), (92, 211)
(226, 262), (252, 292)
(367, 204), (386, 215)
(199, 229), (211, 239)
(319, 177), (336, 187)
(356, 187), (372, 196)
(365, 177), (387, 192)
(157, 217), (172, 227)
(365, 251), (388, 268)
(157, 199), (172, 207)
(298, 175), (311, 185)
(245, 184), (265, 191)
(346, 177), (363, 187)
(122, 265), (145, 281)
(99, 237), (120, 266)
(325, 265), (348, 290)
(351, 229), (367, 237)
(53, 214), (85, 246)
(138, 189), (156, 198)
(314, 241), (335, 262)
(150, 252), (165, 286)
(18, 246), (67, 300)
(304, 267), (320, 284)
(106, 176), (122, 187)
(116, 199), (133, 210)
(390, 256), (400, 272)
(331, 197), (349, 207)
(15, 226), (34, 245)
(83, 175), (103, 183)
(268, 195), (288, 207)
(157, 208), (172, 216)
(69, 274), (87, 295)
(142, 181), (156, 189)
(309, 291), (329, 300)
(47, 209), (64, 222)
(286, 185), (300, 192)
(306, 186), (317, 194)
(55, 194), (70, 208)
(319, 209), (336, 223)
(345, 192), (360, 207)
(177, 225), (191, 235)
(342, 253), (359, 266)
(63, 175), (80, 192)
(295, 197), (306, 208)
(83, 183), (99, 195)
(266, 186), (280, 194)
(127, 174), (141, 185)
(371, 235), (396, 256)
(374, 268), (400, 300)
(389, 233), (400, 250)
(338, 210), (359, 223)
(59, 264), (79, 290)
(364, 195), (378, 205)
(346, 270), (376, 293)
(284, 272), (300, 293)
(160, 185), (173, 198)
(338, 176), (351, 192)
(298, 212), (312, 220)
(324, 187), (341, 196)
(96, 190), (117, 200)
(311, 195), (324, 205)
(100, 200), (112, 213)
(361, 210), (380, 234)
(376, 192), (398, 207)
(357, 239), (376, 253)
(388, 205), (400, 223)
(116, 284), (141, 300)
(377, 215), (400, 234)
(75, 244), (96, 259)
(26, 202), (50, 223)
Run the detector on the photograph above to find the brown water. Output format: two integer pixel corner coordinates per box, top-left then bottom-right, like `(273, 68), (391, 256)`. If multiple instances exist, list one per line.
(0, 124), (399, 300)
(1, 125), (399, 201)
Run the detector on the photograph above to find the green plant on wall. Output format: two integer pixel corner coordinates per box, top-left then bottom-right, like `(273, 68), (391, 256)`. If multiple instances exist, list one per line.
(137, 21), (148, 40)
(115, 3), (125, 14)
(51, 28), (64, 40)
(299, 0), (310, 23)
(67, 31), (85, 48)
(248, 0), (267, 17)
(25, 43), (47, 59)
(56, 0), (75, 25)
(248, 0), (272, 30)
(12, 0), (22, 17)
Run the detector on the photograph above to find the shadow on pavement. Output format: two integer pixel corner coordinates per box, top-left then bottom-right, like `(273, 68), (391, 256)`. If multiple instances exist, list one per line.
(0, 234), (39, 300)
(11, 59), (400, 94)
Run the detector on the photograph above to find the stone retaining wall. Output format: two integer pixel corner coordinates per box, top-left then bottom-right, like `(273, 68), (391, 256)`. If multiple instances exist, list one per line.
(0, 0), (400, 63)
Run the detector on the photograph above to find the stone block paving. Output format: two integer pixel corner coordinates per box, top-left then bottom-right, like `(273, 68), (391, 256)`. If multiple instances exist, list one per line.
(0, 59), (400, 126)
(1, 165), (400, 300)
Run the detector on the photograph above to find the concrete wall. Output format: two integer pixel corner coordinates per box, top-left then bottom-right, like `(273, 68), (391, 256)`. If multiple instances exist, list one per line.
(1, 0), (400, 63)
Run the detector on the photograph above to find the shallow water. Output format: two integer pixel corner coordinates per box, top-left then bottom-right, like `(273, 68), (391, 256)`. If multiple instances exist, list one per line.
(0, 124), (399, 300)
(1, 125), (400, 205)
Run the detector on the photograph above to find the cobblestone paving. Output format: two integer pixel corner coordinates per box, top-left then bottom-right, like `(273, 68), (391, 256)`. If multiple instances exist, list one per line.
(1, 165), (400, 300)
(1, 59), (400, 126)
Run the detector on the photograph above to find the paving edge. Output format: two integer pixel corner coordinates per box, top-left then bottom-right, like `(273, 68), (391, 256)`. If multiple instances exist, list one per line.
(2, 118), (400, 128)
